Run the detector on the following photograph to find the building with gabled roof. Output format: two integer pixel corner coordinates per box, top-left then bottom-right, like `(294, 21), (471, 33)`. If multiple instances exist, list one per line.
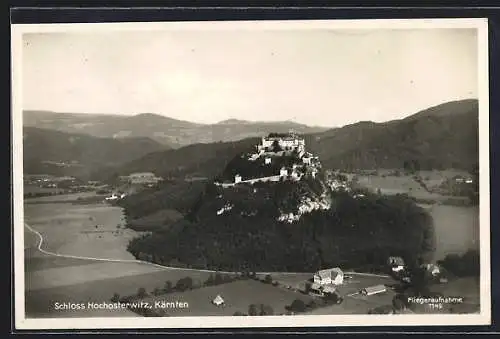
(361, 284), (387, 296)
(313, 267), (344, 285)
(212, 294), (225, 306)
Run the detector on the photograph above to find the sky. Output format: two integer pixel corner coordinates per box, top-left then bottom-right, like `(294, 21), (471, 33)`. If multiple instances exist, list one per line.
(22, 27), (478, 127)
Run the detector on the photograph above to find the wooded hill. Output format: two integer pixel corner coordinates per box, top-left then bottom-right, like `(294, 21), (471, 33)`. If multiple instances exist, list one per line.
(126, 179), (436, 273)
(23, 127), (167, 177)
(103, 99), (479, 181)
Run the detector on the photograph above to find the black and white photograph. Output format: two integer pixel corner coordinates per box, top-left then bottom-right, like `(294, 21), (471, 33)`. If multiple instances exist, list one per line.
(12, 18), (490, 329)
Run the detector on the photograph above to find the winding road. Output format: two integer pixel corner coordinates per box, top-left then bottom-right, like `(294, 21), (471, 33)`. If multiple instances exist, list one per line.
(24, 222), (391, 278)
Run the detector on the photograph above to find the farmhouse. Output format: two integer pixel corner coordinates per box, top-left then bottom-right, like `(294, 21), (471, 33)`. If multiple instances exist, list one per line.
(423, 263), (441, 276)
(388, 256), (405, 272)
(361, 284), (387, 296)
(313, 267), (344, 286)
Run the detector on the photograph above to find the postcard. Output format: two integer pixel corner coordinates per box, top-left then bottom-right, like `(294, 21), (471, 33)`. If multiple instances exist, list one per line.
(11, 18), (490, 329)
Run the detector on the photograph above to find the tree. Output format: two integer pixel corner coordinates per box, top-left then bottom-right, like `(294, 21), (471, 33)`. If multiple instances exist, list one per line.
(204, 274), (215, 286)
(111, 293), (120, 302)
(137, 287), (148, 298)
(288, 299), (306, 313)
(175, 277), (194, 292)
(406, 264), (430, 296)
(392, 294), (409, 312)
(438, 249), (479, 277)
(233, 311), (246, 316)
(248, 304), (258, 316)
(324, 292), (342, 305)
(304, 282), (311, 294)
(264, 274), (273, 284)
(259, 304), (274, 316)
(164, 280), (173, 293)
(152, 287), (162, 296)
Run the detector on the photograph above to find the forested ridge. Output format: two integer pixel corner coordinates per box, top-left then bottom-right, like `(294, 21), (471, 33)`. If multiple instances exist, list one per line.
(127, 178), (436, 273)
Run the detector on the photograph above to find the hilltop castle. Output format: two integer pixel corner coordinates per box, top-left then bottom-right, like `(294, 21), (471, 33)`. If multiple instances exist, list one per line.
(257, 132), (306, 154)
(215, 132), (321, 187)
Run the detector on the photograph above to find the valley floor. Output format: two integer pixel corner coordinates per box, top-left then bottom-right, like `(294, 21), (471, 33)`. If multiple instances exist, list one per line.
(21, 190), (481, 319)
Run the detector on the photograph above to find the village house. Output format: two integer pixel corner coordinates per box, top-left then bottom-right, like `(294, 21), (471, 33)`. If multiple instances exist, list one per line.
(423, 263), (441, 276)
(313, 267), (344, 286)
(387, 256), (405, 273)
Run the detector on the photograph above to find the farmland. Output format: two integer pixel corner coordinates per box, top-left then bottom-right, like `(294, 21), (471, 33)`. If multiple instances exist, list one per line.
(419, 204), (479, 261)
(135, 279), (315, 317)
(22, 181), (480, 318)
(352, 169), (480, 262)
(24, 201), (135, 259)
(25, 255), (217, 318)
(352, 169), (472, 202)
(23, 192), (223, 318)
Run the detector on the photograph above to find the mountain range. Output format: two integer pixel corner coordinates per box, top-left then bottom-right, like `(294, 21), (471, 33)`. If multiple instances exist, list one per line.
(22, 99), (479, 179)
(23, 110), (328, 148)
(90, 99), (479, 181)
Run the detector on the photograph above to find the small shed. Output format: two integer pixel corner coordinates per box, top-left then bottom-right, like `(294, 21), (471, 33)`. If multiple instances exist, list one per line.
(212, 294), (224, 306)
(361, 284), (387, 296)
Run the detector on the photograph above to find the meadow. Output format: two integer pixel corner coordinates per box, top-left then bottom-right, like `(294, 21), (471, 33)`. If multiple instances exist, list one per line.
(419, 204), (479, 261)
(24, 201), (135, 259)
(352, 169), (472, 202)
(136, 279), (315, 317)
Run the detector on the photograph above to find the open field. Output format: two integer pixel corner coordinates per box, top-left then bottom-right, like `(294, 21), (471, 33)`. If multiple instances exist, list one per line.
(23, 192), (164, 317)
(24, 201), (135, 259)
(25, 238), (219, 318)
(256, 272), (312, 290)
(21, 190), (480, 318)
(23, 192), (223, 318)
(306, 292), (397, 315)
(353, 169), (472, 201)
(418, 169), (471, 190)
(136, 279), (315, 317)
(24, 191), (106, 203)
(418, 204), (479, 261)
